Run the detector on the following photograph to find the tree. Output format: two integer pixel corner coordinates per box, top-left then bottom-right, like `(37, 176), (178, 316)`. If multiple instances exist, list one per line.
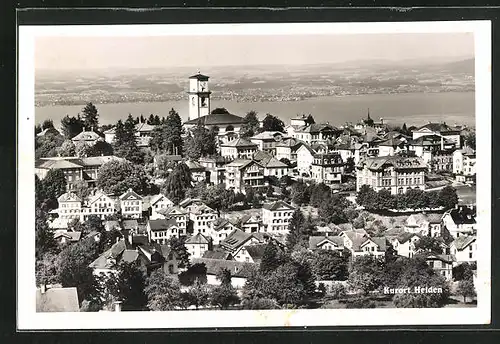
(56, 237), (101, 305)
(438, 186), (458, 210)
(259, 241), (284, 274)
(345, 156), (355, 173)
(453, 262), (474, 281)
(42, 119), (54, 130)
(75, 141), (92, 157)
(96, 160), (149, 195)
(329, 283), (347, 299)
(87, 140), (113, 157)
(348, 255), (385, 296)
(261, 113), (285, 132)
(376, 188), (396, 210)
(168, 237), (190, 268)
(210, 268), (240, 309)
(318, 194), (351, 224)
(311, 250), (350, 281)
(60, 115), (84, 139)
(414, 236), (443, 254)
(356, 185), (376, 208)
(103, 261), (147, 311)
(290, 181), (309, 206)
(140, 114), (145, 123)
(35, 123), (42, 136)
(186, 278), (211, 309)
(144, 269), (182, 311)
(35, 252), (60, 286)
(161, 162), (192, 204)
(178, 263), (207, 286)
(240, 110), (260, 138)
(286, 209), (306, 250)
(456, 278), (476, 303)
(35, 132), (65, 158)
(309, 183), (331, 208)
(463, 131), (476, 150)
(304, 114), (315, 125)
(72, 180), (92, 201)
(35, 208), (58, 259)
(81, 102), (99, 130)
(150, 108), (184, 155)
(56, 140), (76, 157)
(112, 116), (143, 164)
(41, 169), (67, 208)
(184, 121), (217, 160)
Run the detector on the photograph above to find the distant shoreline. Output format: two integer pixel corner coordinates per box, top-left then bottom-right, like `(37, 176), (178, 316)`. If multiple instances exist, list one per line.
(34, 89), (475, 108)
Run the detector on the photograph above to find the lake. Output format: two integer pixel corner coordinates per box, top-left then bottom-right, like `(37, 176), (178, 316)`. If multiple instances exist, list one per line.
(35, 91), (475, 128)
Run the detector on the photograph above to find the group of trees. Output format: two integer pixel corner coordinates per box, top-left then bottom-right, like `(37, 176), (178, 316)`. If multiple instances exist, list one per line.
(96, 159), (150, 195)
(149, 108), (184, 155)
(160, 162), (192, 204)
(183, 122), (218, 160)
(242, 241), (316, 308)
(112, 115), (144, 164)
(356, 185), (459, 212)
(185, 182), (242, 212)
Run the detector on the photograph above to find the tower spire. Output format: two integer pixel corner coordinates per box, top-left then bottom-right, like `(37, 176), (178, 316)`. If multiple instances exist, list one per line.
(367, 108), (371, 120)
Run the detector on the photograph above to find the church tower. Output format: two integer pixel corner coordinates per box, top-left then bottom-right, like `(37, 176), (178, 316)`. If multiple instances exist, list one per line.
(187, 72), (211, 121)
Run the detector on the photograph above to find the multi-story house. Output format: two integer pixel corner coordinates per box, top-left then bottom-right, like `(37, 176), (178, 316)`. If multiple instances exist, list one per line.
(220, 138), (258, 160)
(119, 189), (143, 219)
(185, 160), (206, 183)
(450, 235), (477, 264)
(412, 122), (461, 147)
(250, 131), (287, 156)
(104, 122), (157, 148)
(82, 190), (117, 221)
(408, 135), (455, 162)
(237, 214), (263, 233)
(404, 213), (443, 237)
(208, 218), (240, 246)
(308, 235), (345, 252)
(356, 155), (427, 195)
(275, 138), (303, 162)
(428, 149), (455, 173)
(311, 153), (345, 185)
(199, 156), (227, 185)
(331, 142), (355, 163)
(232, 244), (268, 264)
(340, 229), (387, 259)
(295, 144), (315, 177)
(389, 232), (421, 258)
(35, 155), (126, 190)
(377, 137), (408, 157)
(155, 206), (188, 236)
(289, 123), (339, 145)
(219, 228), (267, 257)
(189, 203), (218, 235)
(261, 200), (295, 235)
(252, 151), (289, 179)
(185, 233), (211, 260)
(453, 147), (476, 183)
(224, 159), (266, 193)
(147, 218), (181, 244)
(425, 253), (454, 280)
(442, 205), (476, 238)
(149, 194), (174, 220)
(56, 192), (83, 222)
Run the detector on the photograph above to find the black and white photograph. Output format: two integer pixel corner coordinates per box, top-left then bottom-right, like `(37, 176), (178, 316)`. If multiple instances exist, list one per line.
(17, 21), (491, 329)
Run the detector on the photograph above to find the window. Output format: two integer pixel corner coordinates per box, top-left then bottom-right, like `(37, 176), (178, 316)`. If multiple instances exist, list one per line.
(469, 252), (473, 259)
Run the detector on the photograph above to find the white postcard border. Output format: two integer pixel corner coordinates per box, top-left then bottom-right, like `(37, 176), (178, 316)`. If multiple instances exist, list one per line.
(18, 20), (491, 330)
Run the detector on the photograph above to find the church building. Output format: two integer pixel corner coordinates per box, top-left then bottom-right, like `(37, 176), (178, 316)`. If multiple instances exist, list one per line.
(183, 73), (245, 145)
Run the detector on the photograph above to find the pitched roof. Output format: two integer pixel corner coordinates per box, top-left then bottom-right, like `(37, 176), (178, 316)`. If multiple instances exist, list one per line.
(418, 122), (456, 133)
(135, 122), (156, 132)
(250, 131), (286, 140)
(190, 258), (257, 278)
(185, 160), (205, 170)
(189, 73), (209, 79)
(276, 137), (304, 148)
(89, 240), (127, 269)
(202, 250), (232, 260)
(36, 287), (80, 312)
(342, 230), (369, 251)
(122, 219), (139, 230)
(446, 206), (476, 225)
(54, 231), (82, 242)
(186, 233), (210, 245)
(394, 232), (421, 244)
(309, 235), (344, 250)
(252, 151), (288, 168)
(243, 244), (268, 263)
(452, 235), (476, 250)
(71, 130), (102, 142)
(157, 206), (187, 216)
(87, 190), (114, 205)
(35, 159), (83, 170)
(361, 237), (388, 251)
(221, 137), (258, 148)
(105, 220), (121, 231)
(220, 229), (253, 251)
(150, 194), (172, 206)
(57, 192), (81, 203)
(378, 137), (405, 147)
(147, 218), (178, 231)
(184, 112), (244, 126)
(357, 155), (427, 171)
(119, 188), (142, 201)
(294, 123), (338, 134)
(262, 200), (295, 211)
(189, 203), (216, 215)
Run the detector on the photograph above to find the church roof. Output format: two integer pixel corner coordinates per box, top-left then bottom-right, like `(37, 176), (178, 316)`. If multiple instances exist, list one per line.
(189, 73), (210, 80)
(184, 112), (244, 126)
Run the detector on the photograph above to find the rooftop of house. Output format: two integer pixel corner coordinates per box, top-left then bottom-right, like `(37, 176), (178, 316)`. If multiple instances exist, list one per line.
(186, 233), (211, 245)
(184, 112), (245, 126)
(262, 200), (295, 211)
(446, 205), (476, 225)
(452, 235), (476, 250)
(220, 228), (253, 251)
(35, 155), (125, 170)
(417, 122), (457, 133)
(250, 131), (286, 140)
(202, 250), (232, 260)
(276, 137), (305, 148)
(147, 218), (178, 231)
(221, 137), (258, 148)
(190, 258), (257, 278)
(424, 253), (455, 264)
(252, 151), (288, 168)
(308, 235), (344, 250)
(150, 194), (172, 206)
(179, 197), (204, 208)
(71, 130), (102, 142)
(377, 137), (406, 147)
(393, 232), (422, 244)
(119, 188), (142, 201)
(294, 123), (339, 134)
(243, 244), (268, 264)
(360, 237), (388, 252)
(406, 212), (444, 225)
(156, 206), (187, 216)
(357, 155), (427, 171)
(54, 231), (82, 242)
(57, 192), (82, 203)
(185, 160), (206, 170)
(189, 203), (216, 215)
(36, 286), (80, 312)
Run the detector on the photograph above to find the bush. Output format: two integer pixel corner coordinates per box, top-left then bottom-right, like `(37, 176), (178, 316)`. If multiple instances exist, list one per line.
(344, 297), (377, 309)
(329, 283), (347, 299)
(241, 297), (279, 310)
(317, 283), (327, 297)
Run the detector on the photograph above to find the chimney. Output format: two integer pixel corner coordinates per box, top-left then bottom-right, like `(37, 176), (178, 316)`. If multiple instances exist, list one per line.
(114, 301), (122, 312)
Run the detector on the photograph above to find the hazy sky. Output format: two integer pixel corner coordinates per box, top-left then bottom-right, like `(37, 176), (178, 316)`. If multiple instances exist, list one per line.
(35, 33), (474, 70)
